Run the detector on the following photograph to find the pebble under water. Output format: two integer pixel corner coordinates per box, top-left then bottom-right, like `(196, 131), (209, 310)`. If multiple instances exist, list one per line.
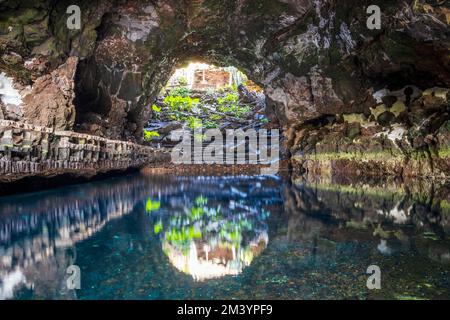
(0, 173), (449, 300)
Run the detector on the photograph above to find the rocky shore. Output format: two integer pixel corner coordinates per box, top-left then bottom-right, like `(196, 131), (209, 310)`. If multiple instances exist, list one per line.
(0, 120), (169, 187)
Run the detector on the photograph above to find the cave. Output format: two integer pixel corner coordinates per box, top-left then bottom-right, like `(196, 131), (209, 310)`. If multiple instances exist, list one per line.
(0, 0), (450, 301)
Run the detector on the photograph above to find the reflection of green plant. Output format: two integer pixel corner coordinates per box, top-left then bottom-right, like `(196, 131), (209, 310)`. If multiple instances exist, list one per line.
(422, 232), (439, 241)
(269, 275), (289, 284)
(166, 226), (202, 246)
(190, 207), (205, 220)
(394, 294), (427, 300)
(151, 194), (270, 255)
(146, 198), (161, 213)
(154, 221), (163, 234)
(195, 196), (208, 206)
(144, 130), (160, 142)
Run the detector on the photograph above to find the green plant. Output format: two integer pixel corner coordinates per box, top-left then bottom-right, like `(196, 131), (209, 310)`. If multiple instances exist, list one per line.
(217, 93), (250, 118)
(217, 93), (239, 105)
(218, 84), (238, 93)
(151, 104), (161, 113)
(186, 116), (218, 131)
(154, 221), (163, 234)
(146, 198), (161, 213)
(151, 104), (162, 120)
(205, 88), (216, 97)
(169, 86), (192, 98)
(203, 119), (219, 129)
(168, 113), (187, 121)
(187, 116), (203, 130)
(164, 95), (199, 112)
(143, 130), (160, 142)
(178, 76), (188, 86)
(194, 133), (206, 142)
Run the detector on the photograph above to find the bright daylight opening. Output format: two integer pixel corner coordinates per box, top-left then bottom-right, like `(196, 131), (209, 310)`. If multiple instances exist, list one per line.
(143, 62), (268, 146)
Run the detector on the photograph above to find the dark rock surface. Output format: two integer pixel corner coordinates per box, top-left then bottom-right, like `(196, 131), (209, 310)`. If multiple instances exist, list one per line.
(0, 0), (449, 178)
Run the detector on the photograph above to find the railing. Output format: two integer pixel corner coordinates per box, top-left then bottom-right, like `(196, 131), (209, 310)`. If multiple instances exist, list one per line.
(0, 120), (162, 176)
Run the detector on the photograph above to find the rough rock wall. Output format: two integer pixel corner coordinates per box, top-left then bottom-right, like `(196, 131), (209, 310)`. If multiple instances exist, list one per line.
(22, 56), (78, 130)
(0, 1), (449, 164)
(0, 0), (117, 131)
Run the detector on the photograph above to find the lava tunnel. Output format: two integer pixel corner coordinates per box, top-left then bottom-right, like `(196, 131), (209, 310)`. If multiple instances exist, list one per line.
(1, 0), (450, 302)
(0, 0), (450, 179)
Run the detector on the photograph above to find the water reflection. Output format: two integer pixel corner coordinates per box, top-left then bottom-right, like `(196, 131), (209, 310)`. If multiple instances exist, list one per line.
(0, 173), (449, 299)
(0, 176), (151, 299)
(150, 194), (270, 281)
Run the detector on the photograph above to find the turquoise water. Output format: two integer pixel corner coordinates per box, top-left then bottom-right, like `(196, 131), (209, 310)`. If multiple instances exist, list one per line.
(0, 173), (449, 300)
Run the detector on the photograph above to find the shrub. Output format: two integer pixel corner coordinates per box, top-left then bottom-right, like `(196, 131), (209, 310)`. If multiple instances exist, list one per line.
(151, 104), (162, 113)
(178, 76), (188, 86)
(186, 116), (218, 130)
(217, 93), (239, 106)
(143, 130), (160, 142)
(164, 95), (199, 112)
(218, 84), (238, 93)
(169, 86), (192, 98)
(217, 93), (250, 118)
(187, 116), (203, 130)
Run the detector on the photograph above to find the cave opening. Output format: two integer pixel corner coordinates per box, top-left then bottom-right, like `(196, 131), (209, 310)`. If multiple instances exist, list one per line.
(143, 61), (274, 148)
(1, 0), (450, 301)
(72, 49), (281, 147)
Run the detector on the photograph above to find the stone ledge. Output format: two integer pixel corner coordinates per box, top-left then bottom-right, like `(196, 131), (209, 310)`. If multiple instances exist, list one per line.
(0, 120), (168, 182)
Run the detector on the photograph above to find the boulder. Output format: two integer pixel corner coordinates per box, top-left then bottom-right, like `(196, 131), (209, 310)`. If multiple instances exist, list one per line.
(377, 111), (396, 127)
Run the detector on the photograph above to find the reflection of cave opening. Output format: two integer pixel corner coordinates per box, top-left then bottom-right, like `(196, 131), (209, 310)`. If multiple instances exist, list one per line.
(144, 61), (272, 146)
(148, 184), (272, 281)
